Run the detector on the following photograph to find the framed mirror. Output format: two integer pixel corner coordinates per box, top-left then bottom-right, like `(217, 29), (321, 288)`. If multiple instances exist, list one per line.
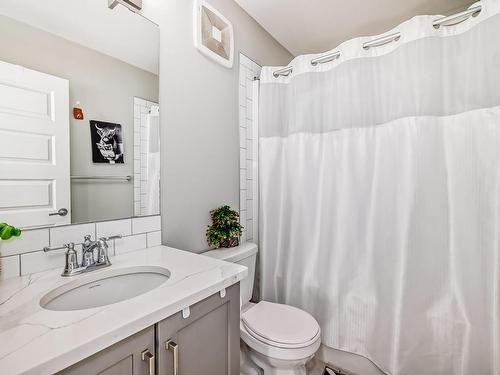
(0, 0), (160, 228)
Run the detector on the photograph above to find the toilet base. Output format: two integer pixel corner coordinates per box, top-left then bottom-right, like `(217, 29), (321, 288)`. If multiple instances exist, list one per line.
(242, 341), (313, 375)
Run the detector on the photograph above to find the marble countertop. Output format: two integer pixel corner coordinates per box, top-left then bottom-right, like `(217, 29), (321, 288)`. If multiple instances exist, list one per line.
(0, 246), (247, 375)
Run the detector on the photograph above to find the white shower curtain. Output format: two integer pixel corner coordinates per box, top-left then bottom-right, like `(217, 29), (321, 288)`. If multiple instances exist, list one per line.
(259, 1), (500, 374)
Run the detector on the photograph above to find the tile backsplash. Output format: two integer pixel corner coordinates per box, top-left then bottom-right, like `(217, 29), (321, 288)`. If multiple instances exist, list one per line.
(0, 215), (161, 280)
(239, 53), (260, 243)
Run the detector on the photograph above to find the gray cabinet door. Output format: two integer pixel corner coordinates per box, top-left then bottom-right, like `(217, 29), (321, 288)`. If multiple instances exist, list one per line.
(58, 326), (155, 375)
(157, 283), (240, 375)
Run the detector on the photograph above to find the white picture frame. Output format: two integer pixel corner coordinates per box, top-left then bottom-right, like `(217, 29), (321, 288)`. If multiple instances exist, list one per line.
(193, 0), (234, 68)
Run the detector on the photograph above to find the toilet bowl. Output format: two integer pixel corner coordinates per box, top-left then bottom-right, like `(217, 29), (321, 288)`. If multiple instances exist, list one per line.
(204, 243), (321, 375)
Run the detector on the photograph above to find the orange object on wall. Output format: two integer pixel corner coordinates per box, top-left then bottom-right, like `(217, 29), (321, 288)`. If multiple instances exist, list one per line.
(73, 107), (84, 120)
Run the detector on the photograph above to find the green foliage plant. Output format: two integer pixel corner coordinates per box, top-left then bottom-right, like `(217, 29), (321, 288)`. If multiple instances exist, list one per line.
(206, 205), (243, 248)
(0, 223), (22, 241)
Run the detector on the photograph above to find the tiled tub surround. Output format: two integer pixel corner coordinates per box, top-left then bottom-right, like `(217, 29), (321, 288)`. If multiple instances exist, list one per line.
(239, 53), (261, 243)
(133, 97), (160, 216)
(0, 215), (161, 279)
(0, 246), (247, 374)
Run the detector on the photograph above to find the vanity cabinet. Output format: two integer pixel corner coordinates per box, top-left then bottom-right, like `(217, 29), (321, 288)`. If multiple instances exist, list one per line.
(157, 283), (240, 375)
(57, 283), (240, 375)
(58, 326), (155, 375)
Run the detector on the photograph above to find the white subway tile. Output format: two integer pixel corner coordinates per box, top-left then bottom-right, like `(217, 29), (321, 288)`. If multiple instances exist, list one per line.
(147, 231), (162, 247)
(132, 216), (161, 234)
(240, 54), (250, 67)
(240, 127), (247, 148)
(0, 228), (49, 257)
(246, 139), (253, 157)
(240, 169), (247, 187)
(140, 125), (148, 141)
(246, 68), (254, 81)
(50, 223), (95, 246)
(246, 99), (253, 119)
(239, 108), (246, 127)
(135, 97), (146, 106)
(247, 201), (253, 220)
(239, 66), (247, 86)
(241, 230), (247, 243)
(240, 190), (247, 206)
(252, 62), (262, 75)
(246, 160), (253, 175)
(115, 234), (147, 255)
(246, 79), (253, 99)
(0, 256), (20, 280)
(246, 119), (252, 139)
(240, 210), (247, 225)
(246, 220), (253, 239)
(248, 179), (253, 197)
(96, 219), (132, 239)
(239, 85), (246, 105)
(240, 148), (246, 168)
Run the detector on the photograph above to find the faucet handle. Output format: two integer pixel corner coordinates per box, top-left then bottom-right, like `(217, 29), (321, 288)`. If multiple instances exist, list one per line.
(62, 242), (79, 276)
(96, 238), (112, 266)
(43, 242), (74, 253)
(100, 234), (122, 241)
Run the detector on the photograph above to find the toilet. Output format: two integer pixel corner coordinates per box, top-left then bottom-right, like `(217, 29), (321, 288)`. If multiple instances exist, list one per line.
(204, 243), (321, 375)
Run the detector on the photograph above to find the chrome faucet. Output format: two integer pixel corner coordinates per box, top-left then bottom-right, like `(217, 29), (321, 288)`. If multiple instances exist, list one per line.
(43, 234), (121, 277)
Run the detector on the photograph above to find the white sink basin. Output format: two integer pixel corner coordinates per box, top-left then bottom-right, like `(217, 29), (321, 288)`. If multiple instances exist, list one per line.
(40, 266), (170, 311)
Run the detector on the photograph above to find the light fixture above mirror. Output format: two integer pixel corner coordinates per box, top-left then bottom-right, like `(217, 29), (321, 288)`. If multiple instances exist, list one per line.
(108, 0), (143, 13)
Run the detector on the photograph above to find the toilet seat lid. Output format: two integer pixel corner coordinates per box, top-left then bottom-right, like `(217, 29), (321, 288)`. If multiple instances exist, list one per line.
(242, 301), (320, 347)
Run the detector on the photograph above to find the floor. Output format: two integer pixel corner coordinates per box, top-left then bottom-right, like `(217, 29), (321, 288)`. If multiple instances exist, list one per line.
(307, 357), (327, 375)
(307, 356), (358, 375)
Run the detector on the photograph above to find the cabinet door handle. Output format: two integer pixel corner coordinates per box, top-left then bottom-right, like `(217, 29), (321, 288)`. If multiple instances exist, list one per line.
(165, 339), (179, 375)
(141, 349), (155, 375)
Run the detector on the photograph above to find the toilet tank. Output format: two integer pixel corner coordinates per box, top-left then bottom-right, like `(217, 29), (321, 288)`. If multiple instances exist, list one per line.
(203, 242), (258, 305)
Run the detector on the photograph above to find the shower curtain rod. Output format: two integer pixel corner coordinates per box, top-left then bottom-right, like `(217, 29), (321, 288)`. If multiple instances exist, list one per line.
(272, 3), (482, 78)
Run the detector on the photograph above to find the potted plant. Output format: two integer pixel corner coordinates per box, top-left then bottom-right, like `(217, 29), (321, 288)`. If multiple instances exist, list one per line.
(0, 223), (21, 241)
(206, 205), (243, 248)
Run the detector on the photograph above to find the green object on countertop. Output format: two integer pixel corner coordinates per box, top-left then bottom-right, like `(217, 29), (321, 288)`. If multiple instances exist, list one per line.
(0, 223), (22, 240)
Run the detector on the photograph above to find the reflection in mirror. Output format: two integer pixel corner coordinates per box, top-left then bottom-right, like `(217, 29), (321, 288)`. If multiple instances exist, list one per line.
(0, 0), (160, 228)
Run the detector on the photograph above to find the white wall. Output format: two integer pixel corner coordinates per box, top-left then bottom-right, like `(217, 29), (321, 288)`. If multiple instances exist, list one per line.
(146, 0), (292, 252)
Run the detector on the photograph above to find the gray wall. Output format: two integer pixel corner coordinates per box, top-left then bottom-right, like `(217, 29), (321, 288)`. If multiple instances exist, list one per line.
(155, 0), (292, 252)
(0, 16), (159, 223)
